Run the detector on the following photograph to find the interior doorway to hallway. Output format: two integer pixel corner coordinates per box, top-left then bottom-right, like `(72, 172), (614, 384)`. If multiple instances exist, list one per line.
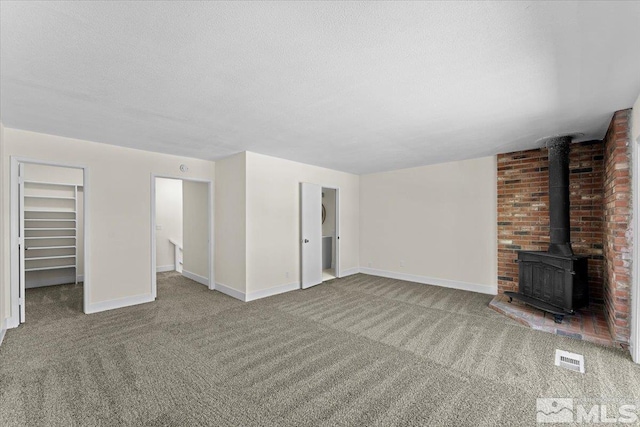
(151, 176), (213, 299)
(300, 182), (340, 289)
(321, 188), (339, 282)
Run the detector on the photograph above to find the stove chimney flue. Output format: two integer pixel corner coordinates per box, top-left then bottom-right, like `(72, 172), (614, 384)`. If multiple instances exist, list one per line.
(546, 136), (573, 257)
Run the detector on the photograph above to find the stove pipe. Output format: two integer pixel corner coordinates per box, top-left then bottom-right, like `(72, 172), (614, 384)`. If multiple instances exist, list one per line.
(546, 136), (573, 257)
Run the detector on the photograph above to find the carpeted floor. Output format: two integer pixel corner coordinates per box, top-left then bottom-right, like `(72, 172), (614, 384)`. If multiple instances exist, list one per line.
(1, 273), (638, 426)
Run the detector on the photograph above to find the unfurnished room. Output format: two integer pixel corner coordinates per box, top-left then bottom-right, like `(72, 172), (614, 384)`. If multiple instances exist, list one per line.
(1, 1), (640, 426)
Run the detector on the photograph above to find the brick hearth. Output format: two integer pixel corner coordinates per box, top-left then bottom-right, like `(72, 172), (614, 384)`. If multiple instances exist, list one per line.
(489, 295), (617, 348)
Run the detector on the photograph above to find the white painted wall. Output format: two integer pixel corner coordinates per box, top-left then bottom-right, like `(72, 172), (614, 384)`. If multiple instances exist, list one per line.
(1, 128), (215, 320)
(183, 180), (209, 282)
(359, 156), (498, 294)
(245, 151), (360, 295)
(155, 178), (183, 272)
(23, 163), (83, 183)
(214, 153), (246, 293)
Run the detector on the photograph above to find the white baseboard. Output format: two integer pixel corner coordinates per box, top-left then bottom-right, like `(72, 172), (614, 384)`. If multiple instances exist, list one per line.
(339, 267), (360, 278)
(213, 281), (299, 302)
(85, 293), (155, 314)
(182, 270), (209, 286)
(6, 316), (19, 329)
(0, 318), (7, 347)
(156, 265), (174, 273)
(214, 282), (246, 301)
(359, 267), (497, 295)
(246, 282), (300, 302)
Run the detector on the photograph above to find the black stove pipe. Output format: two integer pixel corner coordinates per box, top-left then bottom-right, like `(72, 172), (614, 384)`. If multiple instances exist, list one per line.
(546, 136), (573, 257)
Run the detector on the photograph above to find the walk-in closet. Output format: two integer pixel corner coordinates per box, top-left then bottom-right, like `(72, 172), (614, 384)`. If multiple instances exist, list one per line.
(18, 163), (85, 322)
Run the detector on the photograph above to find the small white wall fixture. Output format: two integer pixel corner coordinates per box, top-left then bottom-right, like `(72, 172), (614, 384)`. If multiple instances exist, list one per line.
(150, 174), (214, 299)
(9, 157), (90, 328)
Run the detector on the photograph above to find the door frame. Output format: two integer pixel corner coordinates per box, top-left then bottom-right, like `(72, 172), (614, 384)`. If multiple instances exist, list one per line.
(150, 174), (214, 299)
(299, 182), (341, 289)
(632, 132), (639, 363)
(9, 156), (90, 328)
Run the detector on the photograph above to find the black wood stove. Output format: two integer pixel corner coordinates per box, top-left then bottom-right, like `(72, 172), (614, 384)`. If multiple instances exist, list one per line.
(505, 136), (589, 323)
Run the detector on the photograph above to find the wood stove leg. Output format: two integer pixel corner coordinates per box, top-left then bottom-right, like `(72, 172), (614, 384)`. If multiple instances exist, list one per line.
(553, 314), (564, 324)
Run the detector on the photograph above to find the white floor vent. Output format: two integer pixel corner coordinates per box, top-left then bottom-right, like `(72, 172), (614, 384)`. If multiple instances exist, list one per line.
(555, 349), (585, 373)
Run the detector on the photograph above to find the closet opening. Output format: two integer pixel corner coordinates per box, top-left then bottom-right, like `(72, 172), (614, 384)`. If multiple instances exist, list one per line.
(10, 159), (87, 326)
(151, 176), (213, 299)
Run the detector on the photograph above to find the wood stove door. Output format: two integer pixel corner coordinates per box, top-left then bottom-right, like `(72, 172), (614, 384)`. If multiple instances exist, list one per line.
(518, 259), (568, 310)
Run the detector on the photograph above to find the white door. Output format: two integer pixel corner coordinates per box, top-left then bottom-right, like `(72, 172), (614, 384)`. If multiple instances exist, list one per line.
(18, 163), (26, 323)
(300, 183), (322, 289)
(334, 188), (340, 278)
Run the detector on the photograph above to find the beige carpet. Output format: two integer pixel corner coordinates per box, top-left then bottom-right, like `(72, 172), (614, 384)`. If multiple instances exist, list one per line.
(1, 272), (638, 426)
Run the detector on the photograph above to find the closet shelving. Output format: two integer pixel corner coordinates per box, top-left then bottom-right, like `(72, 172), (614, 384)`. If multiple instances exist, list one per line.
(23, 180), (79, 283)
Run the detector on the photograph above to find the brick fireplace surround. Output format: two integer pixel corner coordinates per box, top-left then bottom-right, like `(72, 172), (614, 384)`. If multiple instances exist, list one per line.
(494, 109), (632, 346)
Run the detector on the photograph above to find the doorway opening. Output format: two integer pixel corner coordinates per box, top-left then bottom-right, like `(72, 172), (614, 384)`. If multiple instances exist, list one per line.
(10, 158), (87, 327)
(321, 188), (338, 282)
(151, 176), (213, 299)
(300, 183), (340, 289)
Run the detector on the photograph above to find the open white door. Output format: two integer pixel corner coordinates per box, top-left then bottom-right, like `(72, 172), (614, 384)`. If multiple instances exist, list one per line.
(18, 162), (26, 323)
(334, 188), (340, 278)
(300, 183), (322, 289)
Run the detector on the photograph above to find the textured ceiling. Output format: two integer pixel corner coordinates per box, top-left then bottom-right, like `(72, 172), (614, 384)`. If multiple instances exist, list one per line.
(2, 1), (640, 174)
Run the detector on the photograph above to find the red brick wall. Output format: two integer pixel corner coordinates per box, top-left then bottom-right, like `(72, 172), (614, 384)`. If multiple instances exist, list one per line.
(603, 109), (632, 344)
(497, 141), (605, 303)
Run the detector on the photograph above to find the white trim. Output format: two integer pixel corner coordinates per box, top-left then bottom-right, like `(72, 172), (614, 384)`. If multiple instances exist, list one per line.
(85, 293), (154, 314)
(214, 281), (299, 302)
(9, 157), (89, 327)
(246, 282), (300, 302)
(151, 175), (214, 300)
(631, 131), (640, 363)
(0, 319), (7, 347)
(322, 185), (341, 279)
(9, 158), (19, 327)
(340, 267), (360, 277)
(359, 267), (497, 295)
(156, 264), (174, 273)
(6, 317), (19, 329)
(182, 270), (209, 286)
(214, 282), (246, 301)
(23, 179), (78, 187)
